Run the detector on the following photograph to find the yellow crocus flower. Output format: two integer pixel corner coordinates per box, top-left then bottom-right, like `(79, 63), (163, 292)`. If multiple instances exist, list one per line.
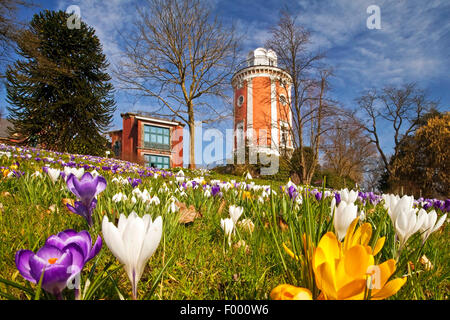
(272, 219), (407, 300)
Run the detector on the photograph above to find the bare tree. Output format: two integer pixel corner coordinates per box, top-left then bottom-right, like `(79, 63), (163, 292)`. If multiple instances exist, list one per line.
(0, 0), (33, 77)
(265, 11), (339, 184)
(321, 115), (378, 184)
(356, 83), (436, 177)
(115, 0), (239, 169)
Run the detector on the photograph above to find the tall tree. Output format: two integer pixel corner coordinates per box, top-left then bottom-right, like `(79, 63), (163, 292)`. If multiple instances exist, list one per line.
(355, 83), (436, 177)
(116, 0), (239, 169)
(265, 11), (339, 184)
(6, 10), (115, 155)
(0, 0), (32, 79)
(389, 112), (449, 198)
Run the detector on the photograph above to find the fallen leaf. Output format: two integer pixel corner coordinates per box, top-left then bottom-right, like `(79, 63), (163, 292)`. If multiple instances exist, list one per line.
(419, 255), (433, 271)
(62, 198), (74, 207)
(218, 199), (227, 215)
(177, 202), (202, 224)
(278, 216), (289, 232)
(233, 240), (250, 254)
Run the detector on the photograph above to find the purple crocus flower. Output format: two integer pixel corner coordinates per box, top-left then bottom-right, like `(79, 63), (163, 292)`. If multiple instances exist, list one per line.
(315, 192), (322, 201)
(66, 172), (107, 226)
(15, 230), (101, 299)
(423, 201), (432, 210)
(334, 192), (341, 205)
(287, 185), (297, 200)
(211, 184), (221, 196)
(444, 199), (450, 212)
(127, 177), (142, 189)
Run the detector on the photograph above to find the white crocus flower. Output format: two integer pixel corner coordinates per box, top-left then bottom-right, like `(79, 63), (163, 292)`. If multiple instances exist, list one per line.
(204, 189), (211, 198)
(112, 192), (128, 203)
(102, 212), (163, 299)
(64, 167), (84, 180)
(229, 205), (244, 225)
(419, 209), (447, 244)
(220, 218), (234, 246)
(177, 169), (185, 177)
(333, 201), (358, 241)
(339, 188), (358, 204)
(168, 199), (178, 214)
(394, 207), (425, 251)
(387, 195), (416, 225)
(150, 196), (160, 205)
(31, 170), (42, 178)
(130, 196), (137, 204)
(47, 168), (61, 183)
(245, 172), (252, 180)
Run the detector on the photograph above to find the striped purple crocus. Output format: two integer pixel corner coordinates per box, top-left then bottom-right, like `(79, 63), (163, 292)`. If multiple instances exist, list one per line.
(66, 172), (107, 227)
(15, 229), (101, 299)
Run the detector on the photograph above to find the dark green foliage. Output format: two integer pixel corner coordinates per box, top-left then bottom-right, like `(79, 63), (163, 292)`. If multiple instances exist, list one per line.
(318, 169), (356, 190)
(6, 10), (115, 155)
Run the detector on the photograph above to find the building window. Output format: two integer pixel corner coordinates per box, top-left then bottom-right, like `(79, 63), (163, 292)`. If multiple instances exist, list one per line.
(144, 125), (170, 150)
(279, 94), (287, 106)
(280, 122), (290, 149)
(145, 154), (170, 169)
(237, 95), (244, 107)
(236, 121), (244, 147)
(113, 140), (121, 157)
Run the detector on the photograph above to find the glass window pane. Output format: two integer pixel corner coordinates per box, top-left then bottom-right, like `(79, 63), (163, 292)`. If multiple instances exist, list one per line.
(151, 135), (156, 142)
(151, 126), (157, 133)
(157, 135), (163, 143)
(163, 128), (169, 136)
(163, 136), (169, 145)
(151, 156), (156, 162)
(156, 127), (162, 134)
(163, 157), (169, 164)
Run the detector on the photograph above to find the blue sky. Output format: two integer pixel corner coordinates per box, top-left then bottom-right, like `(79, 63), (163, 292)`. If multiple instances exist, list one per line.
(2, 0), (449, 167)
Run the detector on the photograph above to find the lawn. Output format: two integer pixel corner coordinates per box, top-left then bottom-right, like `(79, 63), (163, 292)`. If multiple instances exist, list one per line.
(0, 144), (448, 300)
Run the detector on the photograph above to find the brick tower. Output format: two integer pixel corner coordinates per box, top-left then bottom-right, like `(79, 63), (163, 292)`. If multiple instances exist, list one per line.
(231, 48), (293, 159)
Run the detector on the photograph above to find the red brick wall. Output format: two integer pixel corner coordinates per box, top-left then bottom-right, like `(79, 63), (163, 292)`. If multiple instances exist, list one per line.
(171, 125), (184, 167)
(120, 115), (184, 168)
(122, 115), (137, 163)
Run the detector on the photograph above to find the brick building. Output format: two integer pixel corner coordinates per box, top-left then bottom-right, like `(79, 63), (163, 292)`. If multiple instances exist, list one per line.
(108, 113), (184, 169)
(231, 48), (293, 157)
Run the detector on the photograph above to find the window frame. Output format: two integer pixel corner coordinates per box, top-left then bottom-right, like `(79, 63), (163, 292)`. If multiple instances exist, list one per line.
(144, 154), (170, 169)
(143, 124), (171, 150)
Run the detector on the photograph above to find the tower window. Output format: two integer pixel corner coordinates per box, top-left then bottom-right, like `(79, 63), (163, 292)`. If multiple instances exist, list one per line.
(279, 95), (287, 106)
(237, 95), (244, 107)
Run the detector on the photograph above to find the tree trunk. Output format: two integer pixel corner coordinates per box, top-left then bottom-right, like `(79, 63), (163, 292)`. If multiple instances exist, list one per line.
(188, 108), (196, 169)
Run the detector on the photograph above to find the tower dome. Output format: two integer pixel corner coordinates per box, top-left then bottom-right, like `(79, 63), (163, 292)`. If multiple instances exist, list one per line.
(247, 48), (278, 67)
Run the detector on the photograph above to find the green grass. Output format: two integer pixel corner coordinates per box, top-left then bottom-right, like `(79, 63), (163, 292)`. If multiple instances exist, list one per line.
(0, 148), (448, 300)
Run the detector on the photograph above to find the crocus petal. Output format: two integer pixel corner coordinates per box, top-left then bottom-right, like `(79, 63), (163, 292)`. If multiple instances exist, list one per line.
(102, 216), (127, 265)
(15, 250), (35, 283)
(64, 243), (86, 272)
(139, 216), (163, 263)
(372, 237), (386, 256)
(270, 284), (312, 300)
(336, 279), (367, 300)
(87, 235), (102, 262)
(432, 213), (447, 233)
(370, 277), (407, 300)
